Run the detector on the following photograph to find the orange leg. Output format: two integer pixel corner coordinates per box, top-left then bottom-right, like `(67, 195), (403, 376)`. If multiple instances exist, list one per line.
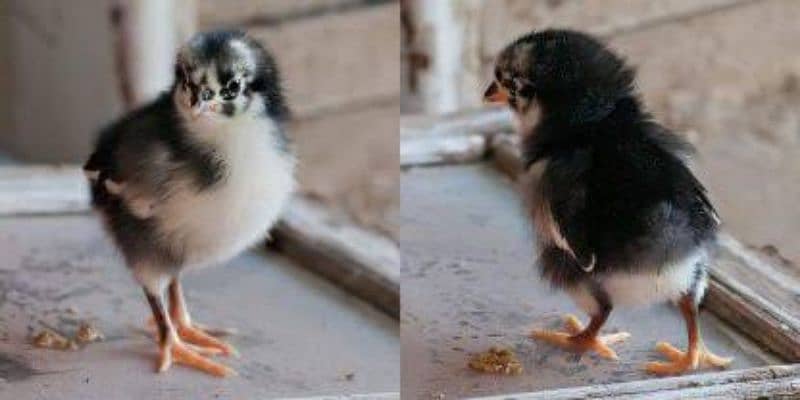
(646, 295), (733, 375)
(168, 279), (239, 357)
(144, 289), (235, 377)
(532, 304), (630, 360)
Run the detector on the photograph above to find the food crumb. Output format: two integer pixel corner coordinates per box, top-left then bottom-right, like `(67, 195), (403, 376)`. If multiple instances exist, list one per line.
(468, 346), (523, 375)
(31, 322), (104, 350)
(75, 323), (104, 344)
(31, 329), (77, 351)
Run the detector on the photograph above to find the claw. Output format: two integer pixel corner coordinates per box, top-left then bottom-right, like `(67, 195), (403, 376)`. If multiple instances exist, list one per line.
(177, 324), (239, 358)
(646, 341), (733, 376)
(147, 317), (238, 357)
(158, 337), (236, 377)
(531, 314), (630, 360)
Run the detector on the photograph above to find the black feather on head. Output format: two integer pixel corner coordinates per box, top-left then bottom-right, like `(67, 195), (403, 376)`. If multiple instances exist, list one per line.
(495, 29), (635, 124)
(174, 30), (289, 121)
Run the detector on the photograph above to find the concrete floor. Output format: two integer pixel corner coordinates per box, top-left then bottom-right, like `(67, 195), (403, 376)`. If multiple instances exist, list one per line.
(400, 164), (779, 400)
(0, 214), (399, 399)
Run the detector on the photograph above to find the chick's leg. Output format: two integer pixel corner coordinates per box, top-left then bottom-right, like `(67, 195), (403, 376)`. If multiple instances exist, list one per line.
(532, 302), (630, 360)
(144, 288), (235, 377)
(646, 295), (732, 375)
(168, 278), (238, 357)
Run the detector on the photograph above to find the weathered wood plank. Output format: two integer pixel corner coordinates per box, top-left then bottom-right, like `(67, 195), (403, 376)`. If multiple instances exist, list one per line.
(273, 197), (400, 318)
(400, 133), (486, 168)
(707, 234), (800, 361)
(0, 166), (400, 319)
(471, 364), (800, 400)
(400, 107), (511, 138)
(0, 166), (88, 215)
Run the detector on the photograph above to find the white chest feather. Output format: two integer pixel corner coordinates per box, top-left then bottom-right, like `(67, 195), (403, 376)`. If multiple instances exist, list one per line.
(157, 116), (295, 267)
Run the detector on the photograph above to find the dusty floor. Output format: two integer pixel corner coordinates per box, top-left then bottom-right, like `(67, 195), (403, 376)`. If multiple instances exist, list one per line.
(0, 214), (399, 399)
(400, 164), (779, 400)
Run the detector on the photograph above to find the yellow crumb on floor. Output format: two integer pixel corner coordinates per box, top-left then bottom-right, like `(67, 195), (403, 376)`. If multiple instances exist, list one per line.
(468, 346), (523, 375)
(75, 323), (104, 344)
(31, 329), (77, 351)
(31, 322), (104, 350)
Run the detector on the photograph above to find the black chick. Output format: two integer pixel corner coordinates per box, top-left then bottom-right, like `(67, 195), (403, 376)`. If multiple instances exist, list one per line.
(83, 30), (295, 377)
(484, 29), (732, 375)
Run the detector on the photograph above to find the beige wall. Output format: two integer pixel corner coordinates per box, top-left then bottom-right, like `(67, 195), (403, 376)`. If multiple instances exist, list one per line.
(0, 0), (124, 163)
(404, 0), (800, 117)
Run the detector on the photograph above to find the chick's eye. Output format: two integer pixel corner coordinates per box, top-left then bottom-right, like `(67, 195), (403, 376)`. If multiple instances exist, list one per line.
(519, 84), (535, 98)
(221, 80), (240, 100)
(201, 88), (214, 101)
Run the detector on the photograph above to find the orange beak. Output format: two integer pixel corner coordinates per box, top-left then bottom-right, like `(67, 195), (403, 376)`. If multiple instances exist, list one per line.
(483, 81), (509, 104)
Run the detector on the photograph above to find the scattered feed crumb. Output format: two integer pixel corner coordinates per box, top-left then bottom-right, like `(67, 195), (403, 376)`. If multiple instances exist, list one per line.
(31, 322), (103, 350)
(31, 329), (78, 351)
(468, 346), (523, 375)
(75, 323), (104, 344)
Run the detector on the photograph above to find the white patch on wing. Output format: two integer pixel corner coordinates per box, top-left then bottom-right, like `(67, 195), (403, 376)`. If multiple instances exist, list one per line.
(522, 161), (576, 258)
(535, 199), (576, 259)
(84, 169), (100, 181)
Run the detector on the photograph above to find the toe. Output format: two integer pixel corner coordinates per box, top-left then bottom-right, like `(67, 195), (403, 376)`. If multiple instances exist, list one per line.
(563, 315), (584, 335)
(187, 343), (224, 357)
(172, 341), (236, 377)
(646, 361), (674, 375)
(193, 322), (238, 337)
(593, 343), (619, 360)
(178, 325), (238, 357)
(157, 345), (173, 373)
(645, 360), (692, 376)
(654, 341), (685, 361)
(702, 349), (733, 368)
(531, 330), (571, 346)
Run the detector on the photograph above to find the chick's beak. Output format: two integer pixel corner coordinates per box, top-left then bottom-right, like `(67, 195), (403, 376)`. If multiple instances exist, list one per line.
(483, 81), (509, 104)
(191, 101), (218, 118)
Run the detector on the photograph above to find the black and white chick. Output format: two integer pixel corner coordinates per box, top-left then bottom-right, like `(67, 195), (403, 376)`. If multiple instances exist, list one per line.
(83, 30), (295, 377)
(484, 29), (732, 375)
